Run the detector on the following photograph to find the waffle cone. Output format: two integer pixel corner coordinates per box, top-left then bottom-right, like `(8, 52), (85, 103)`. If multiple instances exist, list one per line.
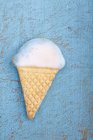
(17, 67), (58, 119)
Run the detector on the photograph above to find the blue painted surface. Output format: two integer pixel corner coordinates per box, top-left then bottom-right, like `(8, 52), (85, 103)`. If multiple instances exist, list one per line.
(0, 0), (93, 139)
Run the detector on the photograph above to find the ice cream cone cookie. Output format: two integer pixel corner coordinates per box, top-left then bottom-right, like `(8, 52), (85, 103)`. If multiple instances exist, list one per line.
(13, 38), (65, 119)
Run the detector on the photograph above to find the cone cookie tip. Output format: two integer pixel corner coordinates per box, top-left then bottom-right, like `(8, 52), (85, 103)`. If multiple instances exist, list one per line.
(27, 113), (35, 120)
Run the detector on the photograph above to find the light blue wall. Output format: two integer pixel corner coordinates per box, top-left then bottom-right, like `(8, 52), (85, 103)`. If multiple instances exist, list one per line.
(0, 0), (93, 139)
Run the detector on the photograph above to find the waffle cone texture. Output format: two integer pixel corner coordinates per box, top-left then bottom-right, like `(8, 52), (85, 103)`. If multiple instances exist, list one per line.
(17, 67), (58, 119)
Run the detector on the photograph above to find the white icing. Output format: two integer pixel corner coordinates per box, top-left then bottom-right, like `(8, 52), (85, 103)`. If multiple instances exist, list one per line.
(13, 38), (65, 69)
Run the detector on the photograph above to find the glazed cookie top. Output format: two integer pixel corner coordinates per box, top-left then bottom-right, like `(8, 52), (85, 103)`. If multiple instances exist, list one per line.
(13, 38), (65, 69)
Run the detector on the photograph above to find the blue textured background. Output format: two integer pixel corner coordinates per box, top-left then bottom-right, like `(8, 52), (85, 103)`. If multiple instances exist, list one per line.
(0, 0), (93, 140)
